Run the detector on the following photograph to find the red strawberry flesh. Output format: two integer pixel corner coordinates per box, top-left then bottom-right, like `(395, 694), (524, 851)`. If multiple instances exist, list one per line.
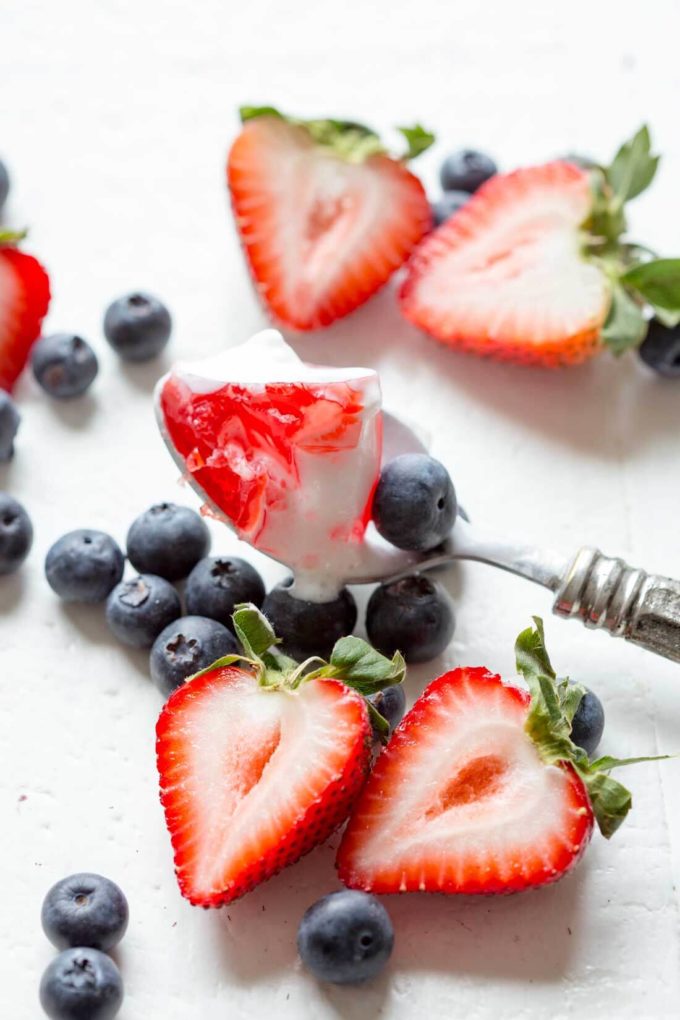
(0, 246), (51, 391)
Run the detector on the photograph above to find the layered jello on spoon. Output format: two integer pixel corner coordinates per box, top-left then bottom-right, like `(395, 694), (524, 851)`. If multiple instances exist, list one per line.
(156, 330), (382, 600)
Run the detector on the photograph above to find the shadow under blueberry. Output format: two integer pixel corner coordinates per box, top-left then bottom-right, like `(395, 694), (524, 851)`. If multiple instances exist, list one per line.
(59, 603), (153, 682)
(0, 569), (27, 612)
(211, 842), (344, 983)
(47, 392), (98, 430)
(118, 353), (172, 394)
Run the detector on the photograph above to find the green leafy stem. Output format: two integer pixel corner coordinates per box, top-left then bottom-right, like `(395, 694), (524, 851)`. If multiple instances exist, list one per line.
(191, 603), (406, 742)
(516, 617), (671, 838)
(582, 125), (680, 353)
(239, 105), (434, 163)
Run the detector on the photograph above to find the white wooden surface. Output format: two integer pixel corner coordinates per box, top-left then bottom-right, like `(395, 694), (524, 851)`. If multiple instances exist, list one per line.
(2, 1), (680, 1016)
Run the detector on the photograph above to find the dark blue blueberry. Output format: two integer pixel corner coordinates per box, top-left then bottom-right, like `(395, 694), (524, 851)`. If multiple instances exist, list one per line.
(439, 149), (497, 193)
(105, 574), (181, 649)
(570, 686), (605, 758)
(373, 453), (457, 552)
(45, 530), (124, 604)
(185, 555), (265, 624)
(431, 190), (470, 227)
(0, 389), (20, 461)
(0, 492), (33, 575)
(103, 292), (172, 362)
(31, 334), (98, 399)
(297, 889), (394, 985)
(0, 159), (9, 210)
(41, 873), (129, 952)
(366, 574), (455, 663)
(126, 502), (210, 581)
(262, 578), (357, 662)
(638, 320), (680, 379)
(150, 615), (239, 696)
(39, 947), (123, 1020)
(369, 684), (406, 737)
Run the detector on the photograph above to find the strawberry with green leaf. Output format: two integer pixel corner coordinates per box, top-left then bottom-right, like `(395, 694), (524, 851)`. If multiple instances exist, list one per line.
(337, 618), (668, 894)
(156, 604), (404, 907)
(400, 126), (680, 367)
(227, 107), (433, 330)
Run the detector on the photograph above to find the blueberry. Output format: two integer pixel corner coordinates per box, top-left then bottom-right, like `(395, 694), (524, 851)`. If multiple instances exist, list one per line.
(103, 292), (172, 362)
(373, 453), (457, 552)
(431, 189), (470, 227)
(150, 615), (239, 696)
(369, 684), (406, 737)
(41, 873), (129, 952)
(262, 579), (357, 661)
(366, 574), (455, 663)
(106, 574), (181, 649)
(126, 502), (210, 581)
(185, 555), (265, 624)
(0, 492), (33, 575)
(439, 149), (497, 193)
(31, 334), (98, 399)
(0, 389), (20, 461)
(638, 320), (680, 379)
(297, 889), (394, 985)
(39, 947), (123, 1020)
(45, 531), (124, 604)
(570, 686), (605, 758)
(0, 159), (9, 210)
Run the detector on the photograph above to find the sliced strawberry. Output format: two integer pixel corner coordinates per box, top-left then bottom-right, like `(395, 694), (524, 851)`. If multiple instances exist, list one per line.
(400, 161), (610, 366)
(0, 236), (51, 391)
(337, 666), (594, 894)
(227, 111), (432, 330)
(157, 663), (372, 906)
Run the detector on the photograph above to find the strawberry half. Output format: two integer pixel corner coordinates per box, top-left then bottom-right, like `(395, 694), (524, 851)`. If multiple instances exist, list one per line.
(400, 161), (610, 366)
(400, 126), (680, 366)
(156, 604), (405, 906)
(227, 108), (433, 330)
(0, 231), (51, 391)
(338, 618), (665, 895)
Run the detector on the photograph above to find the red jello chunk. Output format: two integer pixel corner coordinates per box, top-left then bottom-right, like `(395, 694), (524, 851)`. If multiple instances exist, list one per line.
(160, 375), (371, 540)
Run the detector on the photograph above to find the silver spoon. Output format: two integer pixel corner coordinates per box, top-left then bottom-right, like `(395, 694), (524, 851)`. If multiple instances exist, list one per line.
(351, 413), (680, 666)
(156, 389), (680, 665)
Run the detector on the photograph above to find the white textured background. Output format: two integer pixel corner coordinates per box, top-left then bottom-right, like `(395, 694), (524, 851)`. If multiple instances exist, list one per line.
(2, 1), (680, 1017)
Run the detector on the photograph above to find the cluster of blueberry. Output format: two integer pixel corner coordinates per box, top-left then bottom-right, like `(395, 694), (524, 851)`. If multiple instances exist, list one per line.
(39, 873), (128, 1019)
(10, 451), (458, 708)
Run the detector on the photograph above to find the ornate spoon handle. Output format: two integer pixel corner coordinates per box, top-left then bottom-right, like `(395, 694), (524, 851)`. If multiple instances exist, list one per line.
(553, 548), (680, 663)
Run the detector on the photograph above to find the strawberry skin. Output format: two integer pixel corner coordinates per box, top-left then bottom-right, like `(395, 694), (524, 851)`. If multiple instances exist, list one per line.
(228, 116), (431, 330)
(400, 161), (610, 367)
(157, 664), (372, 907)
(0, 244), (51, 391)
(337, 667), (593, 895)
